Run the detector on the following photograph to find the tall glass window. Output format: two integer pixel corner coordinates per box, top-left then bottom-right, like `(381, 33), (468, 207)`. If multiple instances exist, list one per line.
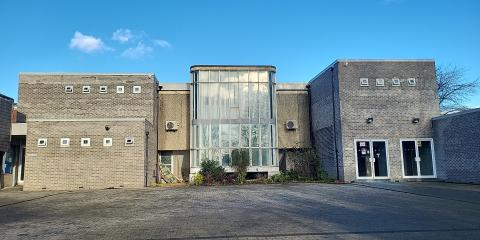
(191, 68), (277, 168)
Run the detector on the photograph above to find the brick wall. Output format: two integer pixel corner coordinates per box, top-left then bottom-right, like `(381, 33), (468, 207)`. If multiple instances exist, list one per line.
(433, 109), (480, 183)
(24, 120), (147, 190)
(337, 60), (440, 181)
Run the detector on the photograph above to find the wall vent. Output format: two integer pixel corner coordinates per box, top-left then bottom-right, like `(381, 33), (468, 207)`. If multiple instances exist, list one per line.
(285, 120), (298, 130)
(165, 121), (178, 131)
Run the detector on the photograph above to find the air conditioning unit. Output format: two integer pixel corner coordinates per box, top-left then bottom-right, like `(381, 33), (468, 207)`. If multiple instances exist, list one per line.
(165, 121), (178, 131)
(285, 120), (298, 130)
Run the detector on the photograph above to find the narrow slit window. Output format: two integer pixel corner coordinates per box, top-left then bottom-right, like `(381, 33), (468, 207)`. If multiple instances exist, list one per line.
(82, 86), (91, 93)
(133, 86), (142, 94)
(117, 86), (125, 93)
(99, 86), (108, 93)
(392, 78), (401, 86)
(103, 138), (113, 147)
(81, 138), (91, 147)
(37, 138), (47, 147)
(375, 78), (385, 86)
(360, 78), (369, 87)
(60, 138), (70, 147)
(125, 137), (135, 146)
(65, 86), (74, 93)
(408, 78), (416, 86)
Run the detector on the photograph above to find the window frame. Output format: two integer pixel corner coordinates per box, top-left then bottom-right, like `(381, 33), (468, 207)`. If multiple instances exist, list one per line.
(82, 86), (91, 93)
(99, 86), (108, 93)
(116, 86), (125, 93)
(65, 86), (74, 93)
(125, 137), (135, 146)
(407, 78), (416, 86)
(37, 138), (48, 147)
(103, 138), (113, 147)
(375, 78), (385, 87)
(392, 78), (401, 86)
(60, 138), (70, 147)
(360, 78), (369, 87)
(81, 138), (91, 147)
(133, 86), (142, 94)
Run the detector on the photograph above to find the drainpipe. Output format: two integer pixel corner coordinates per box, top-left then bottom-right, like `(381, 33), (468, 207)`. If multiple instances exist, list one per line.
(330, 67), (340, 181)
(145, 131), (149, 187)
(155, 85), (163, 184)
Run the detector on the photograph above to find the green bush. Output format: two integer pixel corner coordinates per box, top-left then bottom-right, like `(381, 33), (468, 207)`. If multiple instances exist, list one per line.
(231, 149), (249, 184)
(193, 173), (204, 186)
(199, 159), (225, 182)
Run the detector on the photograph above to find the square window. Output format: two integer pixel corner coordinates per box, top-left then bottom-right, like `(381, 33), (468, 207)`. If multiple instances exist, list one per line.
(99, 86), (108, 93)
(392, 78), (401, 86)
(60, 138), (70, 147)
(81, 138), (91, 147)
(376, 78), (385, 86)
(37, 138), (47, 147)
(360, 78), (369, 87)
(125, 137), (134, 146)
(65, 86), (74, 93)
(82, 86), (91, 93)
(117, 86), (125, 93)
(408, 78), (416, 86)
(103, 138), (113, 147)
(133, 86), (142, 94)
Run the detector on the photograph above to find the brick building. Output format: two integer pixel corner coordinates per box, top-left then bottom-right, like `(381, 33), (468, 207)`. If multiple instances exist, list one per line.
(0, 93), (14, 188)
(7, 60), (477, 190)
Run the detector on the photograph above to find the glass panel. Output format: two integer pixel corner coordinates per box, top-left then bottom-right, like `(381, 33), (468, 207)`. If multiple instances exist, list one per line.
(160, 152), (172, 165)
(221, 124), (229, 147)
(372, 141), (388, 177)
(198, 71), (208, 82)
(231, 125), (240, 147)
(260, 124), (270, 147)
(356, 141), (371, 177)
(219, 71), (228, 82)
(249, 71), (258, 82)
(222, 150), (231, 166)
(201, 125), (209, 148)
(259, 83), (269, 119)
(209, 71), (219, 82)
(252, 149), (260, 166)
(419, 141), (434, 176)
(402, 141), (418, 176)
(249, 81), (259, 120)
(261, 149), (270, 166)
(240, 82), (249, 119)
(211, 125), (219, 148)
(241, 125), (249, 147)
(251, 125), (259, 147)
(259, 71), (268, 82)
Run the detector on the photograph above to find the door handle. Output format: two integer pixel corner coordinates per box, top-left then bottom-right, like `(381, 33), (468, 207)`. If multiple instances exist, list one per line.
(370, 158), (375, 163)
(415, 157), (421, 162)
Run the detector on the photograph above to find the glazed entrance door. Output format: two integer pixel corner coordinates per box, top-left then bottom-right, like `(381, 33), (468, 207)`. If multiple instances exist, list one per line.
(356, 140), (389, 179)
(401, 140), (436, 178)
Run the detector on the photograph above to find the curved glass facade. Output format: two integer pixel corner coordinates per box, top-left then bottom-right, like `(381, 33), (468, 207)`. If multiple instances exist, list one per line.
(191, 68), (277, 169)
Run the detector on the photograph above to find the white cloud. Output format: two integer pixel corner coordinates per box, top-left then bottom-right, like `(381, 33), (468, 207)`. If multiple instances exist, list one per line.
(112, 29), (134, 43)
(121, 42), (153, 59)
(69, 31), (110, 53)
(153, 39), (171, 48)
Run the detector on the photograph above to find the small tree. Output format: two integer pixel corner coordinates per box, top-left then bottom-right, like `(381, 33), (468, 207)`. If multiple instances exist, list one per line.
(436, 66), (479, 113)
(231, 149), (249, 184)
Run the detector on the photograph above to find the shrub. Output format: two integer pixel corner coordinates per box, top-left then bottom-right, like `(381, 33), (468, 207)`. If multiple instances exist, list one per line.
(231, 149), (249, 184)
(199, 159), (225, 183)
(193, 173), (204, 186)
(289, 147), (329, 181)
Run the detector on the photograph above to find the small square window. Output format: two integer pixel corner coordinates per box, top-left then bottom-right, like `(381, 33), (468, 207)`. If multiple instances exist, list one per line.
(37, 138), (47, 147)
(408, 78), (416, 86)
(392, 78), (401, 86)
(81, 138), (91, 147)
(375, 78), (385, 87)
(99, 86), (108, 93)
(133, 86), (142, 94)
(117, 86), (125, 93)
(60, 138), (70, 147)
(65, 86), (74, 93)
(360, 78), (369, 87)
(125, 137), (135, 146)
(82, 86), (91, 93)
(103, 138), (113, 147)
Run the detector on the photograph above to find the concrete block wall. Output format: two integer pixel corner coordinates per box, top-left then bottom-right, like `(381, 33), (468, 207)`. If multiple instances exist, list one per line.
(276, 89), (311, 149)
(337, 60), (440, 182)
(24, 120), (147, 190)
(158, 89), (190, 151)
(433, 108), (480, 183)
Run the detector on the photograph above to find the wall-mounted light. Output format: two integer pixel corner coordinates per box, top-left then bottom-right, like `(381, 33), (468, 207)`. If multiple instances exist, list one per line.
(412, 118), (420, 124)
(366, 117), (374, 124)
(105, 125), (110, 131)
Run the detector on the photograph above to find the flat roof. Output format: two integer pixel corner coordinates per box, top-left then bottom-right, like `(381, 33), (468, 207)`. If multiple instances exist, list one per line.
(0, 93), (14, 101)
(432, 107), (480, 120)
(160, 83), (190, 91)
(20, 72), (155, 76)
(190, 65), (276, 72)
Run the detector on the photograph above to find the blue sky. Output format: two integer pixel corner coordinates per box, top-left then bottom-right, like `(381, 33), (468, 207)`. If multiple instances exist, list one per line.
(0, 0), (479, 105)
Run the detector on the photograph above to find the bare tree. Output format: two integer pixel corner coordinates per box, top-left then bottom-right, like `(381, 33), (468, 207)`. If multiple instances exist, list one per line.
(436, 66), (479, 113)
